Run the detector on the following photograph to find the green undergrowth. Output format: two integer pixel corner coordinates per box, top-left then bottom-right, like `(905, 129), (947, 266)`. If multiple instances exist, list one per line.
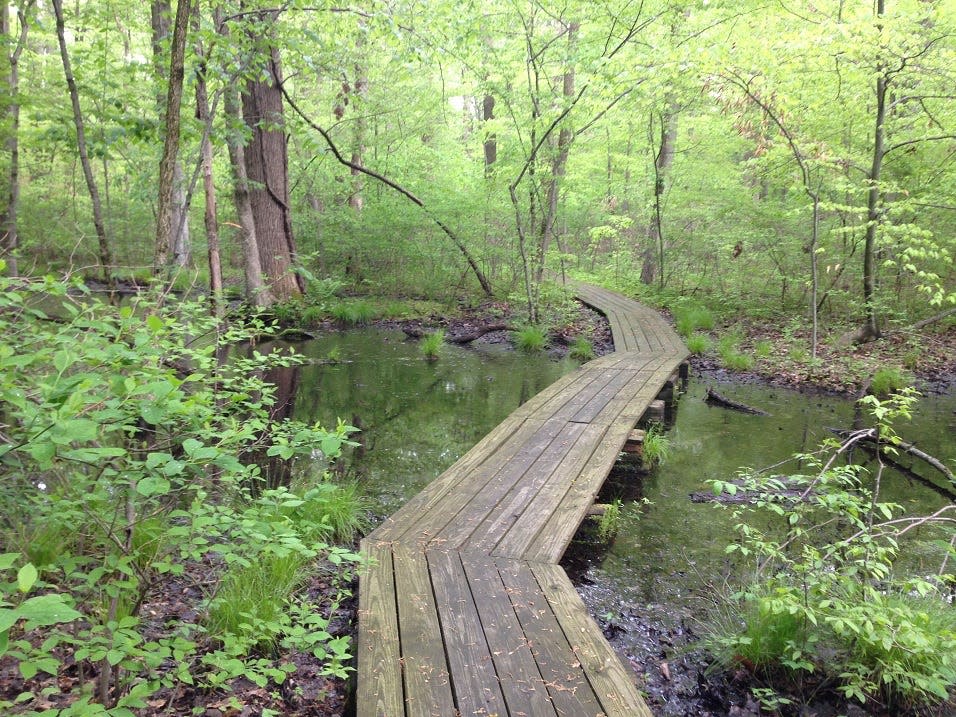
(0, 266), (366, 712)
(702, 390), (956, 713)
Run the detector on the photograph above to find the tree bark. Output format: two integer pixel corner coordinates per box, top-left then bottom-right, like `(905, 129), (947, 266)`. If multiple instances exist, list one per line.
(241, 42), (302, 301)
(0, 1), (32, 276)
(641, 109), (677, 287)
(52, 0), (113, 284)
(348, 19), (368, 211)
(482, 94), (497, 171)
(861, 3), (887, 342)
(152, 0), (192, 275)
(194, 21), (222, 314)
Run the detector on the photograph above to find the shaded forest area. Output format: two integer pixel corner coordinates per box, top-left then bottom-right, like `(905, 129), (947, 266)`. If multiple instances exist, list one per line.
(0, 0), (953, 346)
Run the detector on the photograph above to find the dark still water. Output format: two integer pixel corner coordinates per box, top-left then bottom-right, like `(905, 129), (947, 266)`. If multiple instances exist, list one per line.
(284, 328), (578, 515)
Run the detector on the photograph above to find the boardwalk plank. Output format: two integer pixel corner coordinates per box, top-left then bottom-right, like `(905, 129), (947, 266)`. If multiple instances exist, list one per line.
(356, 541), (404, 717)
(392, 544), (456, 717)
(356, 281), (685, 717)
(495, 557), (607, 716)
(427, 550), (509, 717)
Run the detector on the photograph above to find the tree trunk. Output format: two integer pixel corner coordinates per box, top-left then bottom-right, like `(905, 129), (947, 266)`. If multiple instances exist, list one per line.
(52, 0), (113, 285)
(0, 2), (32, 276)
(195, 26), (222, 314)
(641, 109), (677, 287)
(861, 4), (887, 341)
(152, 0), (192, 275)
(224, 84), (274, 308)
(348, 20), (368, 211)
(482, 94), (497, 171)
(241, 43), (302, 301)
(532, 21), (577, 294)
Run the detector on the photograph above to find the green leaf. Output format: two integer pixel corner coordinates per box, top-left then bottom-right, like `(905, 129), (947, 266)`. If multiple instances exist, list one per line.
(17, 594), (83, 627)
(27, 440), (56, 467)
(0, 553), (20, 570)
(145, 452), (172, 469)
(17, 564), (38, 593)
(146, 314), (164, 333)
(137, 475), (171, 497)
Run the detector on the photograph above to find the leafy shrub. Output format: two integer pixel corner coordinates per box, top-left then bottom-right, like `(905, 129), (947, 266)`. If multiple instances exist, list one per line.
(515, 326), (548, 353)
(704, 390), (956, 711)
(0, 269), (364, 711)
(569, 336), (596, 362)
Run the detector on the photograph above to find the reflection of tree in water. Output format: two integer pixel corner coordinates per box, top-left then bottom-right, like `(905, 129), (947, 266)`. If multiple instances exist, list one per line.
(240, 354), (300, 491)
(287, 331), (575, 512)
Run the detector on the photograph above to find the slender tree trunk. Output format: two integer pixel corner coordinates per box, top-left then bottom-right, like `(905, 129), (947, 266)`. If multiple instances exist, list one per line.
(195, 26), (222, 314)
(532, 21), (577, 294)
(482, 94), (497, 171)
(153, 0), (192, 275)
(641, 109), (677, 287)
(52, 0), (113, 284)
(348, 20), (368, 211)
(0, 2), (32, 276)
(862, 2), (887, 341)
(241, 42), (302, 301)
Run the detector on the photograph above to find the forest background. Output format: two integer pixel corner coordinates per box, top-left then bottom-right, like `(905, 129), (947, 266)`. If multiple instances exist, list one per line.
(1, 0), (954, 355)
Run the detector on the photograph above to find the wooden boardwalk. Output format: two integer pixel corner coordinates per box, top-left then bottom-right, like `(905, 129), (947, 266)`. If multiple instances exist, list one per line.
(356, 282), (689, 716)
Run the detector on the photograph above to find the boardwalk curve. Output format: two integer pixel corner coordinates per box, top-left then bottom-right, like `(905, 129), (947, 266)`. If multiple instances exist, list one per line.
(356, 282), (689, 716)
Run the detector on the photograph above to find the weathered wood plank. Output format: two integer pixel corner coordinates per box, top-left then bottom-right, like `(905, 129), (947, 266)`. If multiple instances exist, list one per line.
(369, 413), (532, 541)
(457, 552), (560, 717)
(356, 541), (404, 717)
(491, 422), (606, 559)
(466, 421), (590, 555)
(530, 562), (654, 717)
(437, 418), (575, 550)
(392, 543), (456, 717)
(519, 419), (638, 563)
(374, 416), (545, 544)
(427, 550), (509, 717)
(495, 557), (607, 715)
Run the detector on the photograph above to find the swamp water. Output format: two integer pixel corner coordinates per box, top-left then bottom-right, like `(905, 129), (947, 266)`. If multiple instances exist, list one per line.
(282, 329), (955, 710)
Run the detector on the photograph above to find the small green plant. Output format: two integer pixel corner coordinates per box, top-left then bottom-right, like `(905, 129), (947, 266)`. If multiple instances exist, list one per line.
(704, 389), (956, 711)
(674, 304), (714, 337)
(324, 345), (343, 364)
(569, 336), (596, 362)
(720, 350), (755, 371)
(515, 325), (548, 353)
(685, 332), (711, 355)
(594, 500), (622, 542)
(642, 425), (671, 466)
(421, 330), (445, 360)
(331, 301), (377, 326)
(870, 366), (910, 396)
(753, 339), (773, 359)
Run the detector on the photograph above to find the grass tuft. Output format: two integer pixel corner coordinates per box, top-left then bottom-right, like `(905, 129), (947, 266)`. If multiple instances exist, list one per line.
(515, 326), (548, 353)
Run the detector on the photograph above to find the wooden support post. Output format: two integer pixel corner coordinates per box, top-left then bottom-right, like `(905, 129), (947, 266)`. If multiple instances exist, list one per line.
(621, 428), (645, 456)
(643, 399), (665, 425)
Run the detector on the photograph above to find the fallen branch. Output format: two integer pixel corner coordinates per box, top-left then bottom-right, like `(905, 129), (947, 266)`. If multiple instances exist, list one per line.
(705, 388), (770, 416)
(830, 427), (956, 490)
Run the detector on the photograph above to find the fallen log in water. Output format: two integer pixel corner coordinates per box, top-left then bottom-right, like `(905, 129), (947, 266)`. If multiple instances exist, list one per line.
(403, 322), (512, 344)
(705, 387), (770, 416)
